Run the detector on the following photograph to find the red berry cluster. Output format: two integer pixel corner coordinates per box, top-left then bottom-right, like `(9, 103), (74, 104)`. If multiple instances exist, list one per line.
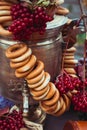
(72, 91), (87, 112)
(9, 4), (53, 40)
(0, 110), (25, 130)
(54, 72), (81, 95)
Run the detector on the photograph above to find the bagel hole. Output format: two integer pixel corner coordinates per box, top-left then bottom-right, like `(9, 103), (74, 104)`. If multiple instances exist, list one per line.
(11, 46), (21, 52)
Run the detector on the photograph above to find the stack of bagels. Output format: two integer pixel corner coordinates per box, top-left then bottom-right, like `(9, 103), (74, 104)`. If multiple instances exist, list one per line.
(0, 0), (19, 37)
(63, 46), (78, 77)
(5, 43), (71, 116)
(62, 46), (78, 98)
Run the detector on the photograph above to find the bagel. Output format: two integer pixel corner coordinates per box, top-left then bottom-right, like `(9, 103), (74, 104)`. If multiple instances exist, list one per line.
(0, 5), (11, 10)
(55, 0), (64, 5)
(30, 84), (49, 97)
(10, 58), (30, 69)
(33, 72), (51, 91)
(11, 48), (32, 62)
(0, 24), (12, 37)
(63, 47), (76, 53)
(53, 102), (66, 116)
(64, 59), (78, 65)
(41, 89), (60, 106)
(0, 1), (13, 5)
(43, 82), (56, 100)
(64, 68), (76, 74)
(62, 53), (74, 56)
(55, 6), (69, 15)
(2, 21), (12, 27)
(42, 98), (63, 115)
(26, 61), (44, 79)
(66, 91), (72, 99)
(69, 74), (77, 77)
(33, 86), (50, 101)
(53, 97), (64, 114)
(0, 10), (10, 16)
(26, 70), (44, 84)
(63, 94), (71, 111)
(0, 16), (12, 23)
(40, 101), (58, 114)
(71, 89), (78, 94)
(5, 43), (27, 59)
(15, 69), (31, 78)
(5, 0), (18, 4)
(16, 55), (37, 73)
(63, 55), (74, 60)
(27, 74), (45, 89)
(64, 64), (75, 68)
(15, 66), (34, 78)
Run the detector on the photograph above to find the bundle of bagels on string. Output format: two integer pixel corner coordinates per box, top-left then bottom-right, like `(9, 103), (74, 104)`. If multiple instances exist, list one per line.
(0, 0), (85, 119)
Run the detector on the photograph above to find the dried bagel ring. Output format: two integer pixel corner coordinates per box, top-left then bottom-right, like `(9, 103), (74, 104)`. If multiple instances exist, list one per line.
(43, 82), (56, 100)
(0, 16), (12, 23)
(33, 87), (50, 101)
(5, 0), (18, 4)
(16, 55), (37, 73)
(30, 84), (49, 97)
(2, 21), (12, 27)
(53, 97), (64, 114)
(43, 97), (64, 114)
(26, 61), (44, 79)
(11, 48), (32, 63)
(5, 43), (27, 59)
(10, 58), (29, 69)
(66, 91), (72, 99)
(41, 89), (60, 106)
(0, 24), (12, 37)
(63, 94), (71, 111)
(71, 89), (77, 94)
(28, 74), (45, 89)
(33, 72), (51, 91)
(0, 1), (13, 6)
(15, 66), (34, 78)
(27, 70), (44, 84)
(55, 6), (69, 15)
(64, 47), (76, 53)
(40, 101), (58, 114)
(0, 10), (10, 16)
(0, 5), (11, 10)
(64, 68), (76, 75)
(53, 102), (66, 116)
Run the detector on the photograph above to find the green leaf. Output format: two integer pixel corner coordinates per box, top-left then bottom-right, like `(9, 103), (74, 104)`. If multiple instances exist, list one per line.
(76, 33), (86, 44)
(37, 0), (44, 4)
(42, 1), (50, 6)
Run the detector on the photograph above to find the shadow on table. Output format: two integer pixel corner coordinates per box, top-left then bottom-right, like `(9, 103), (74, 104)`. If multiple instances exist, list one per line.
(44, 110), (79, 130)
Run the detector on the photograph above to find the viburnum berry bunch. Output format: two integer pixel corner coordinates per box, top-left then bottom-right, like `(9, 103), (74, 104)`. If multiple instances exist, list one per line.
(0, 110), (26, 130)
(54, 70), (87, 112)
(8, 3), (53, 40)
(71, 78), (87, 112)
(72, 91), (87, 112)
(54, 71), (81, 95)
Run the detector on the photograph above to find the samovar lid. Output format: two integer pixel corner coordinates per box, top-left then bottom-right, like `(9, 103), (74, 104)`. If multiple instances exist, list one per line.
(47, 15), (68, 29)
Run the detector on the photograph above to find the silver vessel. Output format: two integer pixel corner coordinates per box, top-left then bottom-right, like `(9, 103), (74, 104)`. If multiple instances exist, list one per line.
(0, 15), (68, 103)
